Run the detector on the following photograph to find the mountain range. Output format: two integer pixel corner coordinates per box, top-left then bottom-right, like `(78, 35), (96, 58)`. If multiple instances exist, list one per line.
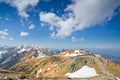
(0, 45), (59, 69)
(0, 46), (120, 80)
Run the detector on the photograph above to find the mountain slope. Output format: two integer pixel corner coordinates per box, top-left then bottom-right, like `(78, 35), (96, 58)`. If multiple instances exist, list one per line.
(0, 68), (27, 80)
(0, 45), (57, 69)
(10, 49), (120, 80)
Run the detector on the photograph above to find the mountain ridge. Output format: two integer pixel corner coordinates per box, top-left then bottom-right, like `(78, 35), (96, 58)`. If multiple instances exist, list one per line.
(0, 45), (58, 69)
(0, 46), (120, 80)
(10, 49), (120, 80)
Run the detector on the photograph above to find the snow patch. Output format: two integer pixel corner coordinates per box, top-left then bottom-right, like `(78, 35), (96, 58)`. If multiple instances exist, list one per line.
(65, 53), (83, 57)
(13, 54), (16, 57)
(95, 54), (101, 57)
(36, 54), (46, 58)
(74, 50), (80, 54)
(0, 51), (7, 59)
(46, 68), (51, 71)
(18, 48), (26, 53)
(54, 64), (58, 67)
(36, 50), (46, 58)
(116, 77), (120, 80)
(36, 68), (42, 78)
(65, 66), (98, 78)
(64, 50), (84, 57)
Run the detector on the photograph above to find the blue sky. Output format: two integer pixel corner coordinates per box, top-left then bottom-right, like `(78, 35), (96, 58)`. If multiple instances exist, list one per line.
(0, 0), (120, 49)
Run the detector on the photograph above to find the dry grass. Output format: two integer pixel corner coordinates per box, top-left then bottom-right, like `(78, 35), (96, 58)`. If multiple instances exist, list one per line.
(11, 50), (120, 79)
(0, 69), (14, 74)
(107, 62), (120, 78)
(90, 63), (102, 74)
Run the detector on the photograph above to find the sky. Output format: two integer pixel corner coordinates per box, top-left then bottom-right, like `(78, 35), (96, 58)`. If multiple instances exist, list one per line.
(0, 0), (120, 49)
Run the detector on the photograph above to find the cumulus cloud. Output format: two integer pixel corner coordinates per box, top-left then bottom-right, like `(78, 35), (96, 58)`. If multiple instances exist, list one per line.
(0, 29), (8, 39)
(0, 29), (14, 40)
(0, 0), (39, 18)
(40, 12), (75, 38)
(29, 24), (35, 30)
(0, 30), (8, 36)
(39, 0), (120, 38)
(20, 31), (29, 36)
(72, 36), (85, 42)
(40, 12), (60, 25)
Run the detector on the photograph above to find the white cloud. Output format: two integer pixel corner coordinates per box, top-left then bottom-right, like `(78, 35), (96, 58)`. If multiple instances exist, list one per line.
(0, 29), (8, 36)
(72, 36), (76, 42)
(40, 12), (75, 38)
(4, 29), (8, 32)
(20, 31), (29, 36)
(0, 29), (8, 39)
(29, 24), (35, 30)
(40, 12), (60, 25)
(0, 0), (39, 18)
(0, 35), (7, 39)
(39, 0), (120, 38)
(0, 29), (14, 40)
(72, 36), (85, 42)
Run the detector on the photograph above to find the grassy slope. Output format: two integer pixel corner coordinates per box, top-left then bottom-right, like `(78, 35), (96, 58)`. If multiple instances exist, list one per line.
(10, 50), (120, 79)
(107, 61), (120, 78)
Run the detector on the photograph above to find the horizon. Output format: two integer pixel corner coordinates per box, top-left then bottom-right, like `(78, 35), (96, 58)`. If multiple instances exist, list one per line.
(0, 0), (120, 49)
(0, 44), (120, 50)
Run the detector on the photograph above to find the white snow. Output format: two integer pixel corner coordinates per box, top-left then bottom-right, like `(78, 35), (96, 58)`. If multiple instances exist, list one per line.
(31, 56), (35, 59)
(0, 51), (7, 59)
(37, 55), (46, 58)
(36, 50), (46, 58)
(65, 66), (98, 78)
(26, 48), (32, 51)
(65, 52), (83, 57)
(64, 50), (84, 57)
(95, 54), (101, 57)
(13, 54), (16, 57)
(0, 52), (2, 59)
(74, 50), (80, 54)
(116, 77), (120, 80)
(36, 68), (42, 78)
(18, 48), (26, 53)
(46, 68), (51, 71)
(54, 64), (58, 67)
(65, 53), (83, 57)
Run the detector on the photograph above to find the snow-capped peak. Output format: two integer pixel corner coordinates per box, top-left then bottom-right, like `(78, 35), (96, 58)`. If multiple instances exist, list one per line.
(15, 45), (41, 53)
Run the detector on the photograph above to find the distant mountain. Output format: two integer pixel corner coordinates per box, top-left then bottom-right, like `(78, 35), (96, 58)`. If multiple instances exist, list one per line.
(10, 49), (120, 80)
(0, 45), (58, 69)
